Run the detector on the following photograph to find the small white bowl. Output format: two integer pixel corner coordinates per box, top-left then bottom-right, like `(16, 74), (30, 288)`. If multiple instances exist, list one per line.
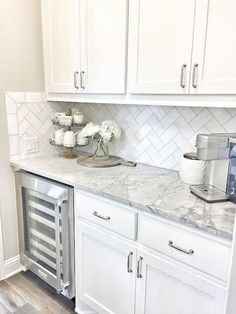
(77, 137), (89, 146)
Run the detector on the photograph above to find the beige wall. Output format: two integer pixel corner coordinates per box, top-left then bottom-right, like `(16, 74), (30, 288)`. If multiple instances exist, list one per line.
(0, 0), (44, 260)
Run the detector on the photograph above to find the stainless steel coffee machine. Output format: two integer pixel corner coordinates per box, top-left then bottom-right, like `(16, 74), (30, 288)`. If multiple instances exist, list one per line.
(190, 133), (236, 203)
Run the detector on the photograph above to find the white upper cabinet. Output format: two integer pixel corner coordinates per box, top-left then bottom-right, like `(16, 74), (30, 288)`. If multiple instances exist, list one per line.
(41, 0), (80, 93)
(42, 0), (128, 95)
(190, 0), (236, 94)
(79, 0), (128, 94)
(41, 0), (236, 100)
(128, 0), (196, 94)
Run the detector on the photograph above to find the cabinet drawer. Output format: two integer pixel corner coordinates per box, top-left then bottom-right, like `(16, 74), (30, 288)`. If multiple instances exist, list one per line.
(139, 215), (231, 281)
(75, 190), (137, 240)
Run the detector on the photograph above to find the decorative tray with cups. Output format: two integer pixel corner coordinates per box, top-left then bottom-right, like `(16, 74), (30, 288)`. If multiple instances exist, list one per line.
(49, 109), (90, 159)
(50, 110), (124, 166)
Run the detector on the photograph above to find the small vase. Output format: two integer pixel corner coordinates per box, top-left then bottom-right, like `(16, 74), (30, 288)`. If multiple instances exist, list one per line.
(93, 139), (109, 161)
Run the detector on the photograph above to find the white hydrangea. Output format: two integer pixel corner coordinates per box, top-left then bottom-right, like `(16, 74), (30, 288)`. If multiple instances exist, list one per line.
(79, 120), (121, 143)
(79, 122), (100, 138)
(100, 120), (121, 143)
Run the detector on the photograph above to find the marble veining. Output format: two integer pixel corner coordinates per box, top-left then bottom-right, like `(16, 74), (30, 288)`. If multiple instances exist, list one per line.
(11, 154), (236, 240)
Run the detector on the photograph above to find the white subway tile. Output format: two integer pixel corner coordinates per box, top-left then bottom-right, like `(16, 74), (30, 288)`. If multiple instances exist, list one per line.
(6, 92), (25, 103)
(7, 115), (18, 135)
(136, 122), (152, 141)
(25, 92), (44, 103)
(161, 108), (180, 129)
(190, 108), (212, 131)
(136, 107), (152, 125)
(19, 119), (30, 137)
(9, 135), (19, 156)
(17, 105), (29, 123)
(209, 108), (231, 124)
(5, 95), (16, 114)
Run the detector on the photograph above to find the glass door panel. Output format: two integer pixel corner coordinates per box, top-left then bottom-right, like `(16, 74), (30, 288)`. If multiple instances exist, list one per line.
(22, 187), (62, 278)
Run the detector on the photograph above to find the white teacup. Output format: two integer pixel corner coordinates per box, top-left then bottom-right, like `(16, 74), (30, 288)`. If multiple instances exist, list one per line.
(73, 112), (84, 125)
(63, 131), (78, 147)
(54, 112), (66, 122)
(51, 129), (65, 145)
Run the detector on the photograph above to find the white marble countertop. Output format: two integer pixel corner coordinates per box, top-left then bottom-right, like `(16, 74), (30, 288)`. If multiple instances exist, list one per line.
(11, 154), (236, 240)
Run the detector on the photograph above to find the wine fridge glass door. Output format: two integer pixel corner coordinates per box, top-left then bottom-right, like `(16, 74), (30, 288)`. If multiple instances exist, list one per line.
(21, 187), (65, 292)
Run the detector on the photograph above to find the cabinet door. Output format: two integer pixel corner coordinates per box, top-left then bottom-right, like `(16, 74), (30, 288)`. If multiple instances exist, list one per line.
(41, 0), (80, 93)
(128, 0), (196, 94)
(79, 0), (128, 94)
(190, 0), (236, 94)
(76, 221), (136, 314)
(136, 249), (227, 314)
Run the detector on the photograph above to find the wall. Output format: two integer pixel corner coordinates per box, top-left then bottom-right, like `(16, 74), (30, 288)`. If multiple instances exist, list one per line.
(0, 0), (44, 263)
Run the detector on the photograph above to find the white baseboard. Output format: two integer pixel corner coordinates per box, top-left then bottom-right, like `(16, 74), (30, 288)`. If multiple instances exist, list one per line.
(3, 255), (23, 279)
(75, 299), (97, 314)
(75, 307), (96, 314)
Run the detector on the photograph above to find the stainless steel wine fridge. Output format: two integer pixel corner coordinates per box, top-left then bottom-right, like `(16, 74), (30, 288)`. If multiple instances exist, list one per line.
(15, 171), (75, 299)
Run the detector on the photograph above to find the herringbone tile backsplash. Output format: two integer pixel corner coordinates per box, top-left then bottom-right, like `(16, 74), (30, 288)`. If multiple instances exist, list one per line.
(70, 103), (236, 170)
(5, 92), (236, 170)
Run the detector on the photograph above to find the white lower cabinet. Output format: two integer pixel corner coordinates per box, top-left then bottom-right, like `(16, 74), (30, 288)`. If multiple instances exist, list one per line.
(76, 221), (137, 314)
(75, 192), (229, 314)
(135, 249), (227, 314)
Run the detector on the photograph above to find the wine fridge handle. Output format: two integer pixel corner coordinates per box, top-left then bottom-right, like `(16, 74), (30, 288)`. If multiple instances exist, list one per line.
(55, 200), (63, 293)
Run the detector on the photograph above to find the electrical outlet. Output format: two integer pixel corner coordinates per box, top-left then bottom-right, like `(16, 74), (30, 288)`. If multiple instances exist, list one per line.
(24, 137), (39, 154)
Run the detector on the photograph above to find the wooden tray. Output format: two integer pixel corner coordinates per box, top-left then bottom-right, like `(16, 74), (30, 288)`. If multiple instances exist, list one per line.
(77, 155), (122, 168)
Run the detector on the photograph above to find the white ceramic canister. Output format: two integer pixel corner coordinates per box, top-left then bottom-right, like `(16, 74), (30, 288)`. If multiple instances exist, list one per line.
(63, 131), (79, 147)
(51, 129), (65, 145)
(73, 111), (84, 125)
(179, 152), (206, 185)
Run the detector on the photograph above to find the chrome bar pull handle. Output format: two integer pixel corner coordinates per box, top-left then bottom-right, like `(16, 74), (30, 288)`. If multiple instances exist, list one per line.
(93, 211), (110, 221)
(80, 71), (85, 89)
(168, 240), (194, 255)
(192, 63), (199, 89)
(55, 200), (63, 293)
(74, 71), (79, 89)
(180, 64), (187, 88)
(127, 251), (133, 273)
(137, 256), (143, 278)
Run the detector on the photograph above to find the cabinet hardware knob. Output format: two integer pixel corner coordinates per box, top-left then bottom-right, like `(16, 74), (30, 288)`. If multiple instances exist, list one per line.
(127, 251), (133, 273)
(168, 240), (194, 255)
(192, 63), (199, 89)
(74, 71), (79, 89)
(93, 211), (110, 221)
(180, 64), (187, 88)
(137, 256), (143, 278)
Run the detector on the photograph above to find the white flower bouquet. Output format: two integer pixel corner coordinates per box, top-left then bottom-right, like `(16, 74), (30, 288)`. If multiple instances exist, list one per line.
(79, 120), (121, 160)
(78, 122), (101, 139)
